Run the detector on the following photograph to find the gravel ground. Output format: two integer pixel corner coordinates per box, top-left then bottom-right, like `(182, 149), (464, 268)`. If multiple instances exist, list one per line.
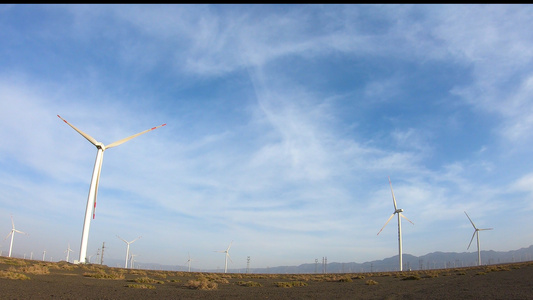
(1, 258), (532, 299)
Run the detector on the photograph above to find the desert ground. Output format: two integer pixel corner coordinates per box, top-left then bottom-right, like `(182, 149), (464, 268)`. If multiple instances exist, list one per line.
(0, 256), (532, 299)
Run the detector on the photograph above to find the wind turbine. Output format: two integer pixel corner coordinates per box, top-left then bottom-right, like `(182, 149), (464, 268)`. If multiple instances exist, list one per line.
(465, 211), (493, 266)
(129, 253), (138, 269)
(377, 177), (414, 271)
(64, 243), (73, 263)
(58, 115), (165, 264)
(117, 235), (141, 268)
(186, 252), (193, 272)
(4, 215), (28, 257)
(215, 241), (233, 273)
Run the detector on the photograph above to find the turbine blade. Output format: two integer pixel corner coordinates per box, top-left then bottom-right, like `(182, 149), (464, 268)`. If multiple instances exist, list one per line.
(227, 253), (233, 263)
(105, 124), (166, 149)
(10, 215), (14, 229)
(93, 154), (104, 219)
(464, 211), (477, 229)
(227, 241), (233, 252)
(479, 228), (493, 231)
(467, 231), (476, 250)
(116, 235), (127, 243)
(57, 115), (100, 146)
(14, 229), (27, 235)
(131, 236), (142, 243)
(388, 177), (398, 211)
(377, 213), (395, 235)
(400, 213), (414, 225)
(4, 231), (12, 240)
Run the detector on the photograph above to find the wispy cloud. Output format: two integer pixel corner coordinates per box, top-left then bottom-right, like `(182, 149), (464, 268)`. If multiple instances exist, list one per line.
(1, 4), (533, 268)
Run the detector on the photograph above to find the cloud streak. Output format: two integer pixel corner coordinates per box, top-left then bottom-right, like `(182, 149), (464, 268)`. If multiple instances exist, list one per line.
(1, 4), (533, 269)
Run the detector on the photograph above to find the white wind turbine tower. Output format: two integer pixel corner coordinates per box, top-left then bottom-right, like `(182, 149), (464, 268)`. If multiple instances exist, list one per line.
(4, 215), (28, 258)
(465, 211), (493, 266)
(129, 253), (138, 269)
(215, 241), (233, 273)
(377, 177), (414, 271)
(58, 115), (165, 264)
(117, 235), (141, 269)
(64, 243), (73, 263)
(186, 252), (193, 272)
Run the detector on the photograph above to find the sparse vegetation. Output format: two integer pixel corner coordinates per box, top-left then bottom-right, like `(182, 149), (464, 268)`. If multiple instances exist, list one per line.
(125, 283), (155, 289)
(338, 276), (353, 282)
(17, 264), (50, 275)
(402, 275), (421, 280)
(273, 281), (308, 288)
(185, 279), (218, 290)
(236, 280), (263, 287)
(366, 279), (379, 285)
(129, 270), (147, 276)
(0, 270), (30, 280)
(131, 276), (164, 284)
(83, 269), (125, 280)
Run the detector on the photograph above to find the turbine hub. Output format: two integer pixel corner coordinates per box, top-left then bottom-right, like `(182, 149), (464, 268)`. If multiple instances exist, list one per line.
(396, 208), (404, 213)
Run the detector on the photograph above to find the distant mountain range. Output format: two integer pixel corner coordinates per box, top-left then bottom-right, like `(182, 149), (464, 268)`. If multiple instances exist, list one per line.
(101, 245), (533, 274)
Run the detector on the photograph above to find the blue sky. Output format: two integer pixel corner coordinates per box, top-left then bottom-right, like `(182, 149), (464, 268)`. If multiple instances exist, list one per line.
(1, 4), (533, 271)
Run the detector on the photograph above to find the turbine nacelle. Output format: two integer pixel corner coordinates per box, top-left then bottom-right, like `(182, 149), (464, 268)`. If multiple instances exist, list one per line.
(395, 208), (404, 214)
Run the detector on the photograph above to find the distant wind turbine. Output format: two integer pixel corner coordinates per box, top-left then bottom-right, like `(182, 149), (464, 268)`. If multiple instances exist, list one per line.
(4, 215), (28, 258)
(464, 211), (493, 266)
(377, 177), (414, 271)
(186, 252), (193, 272)
(117, 235), (141, 268)
(58, 115), (165, 264)
(129, 253), (138, 269)
(215, 241), (233, 273)
(65, 243), (73, 263)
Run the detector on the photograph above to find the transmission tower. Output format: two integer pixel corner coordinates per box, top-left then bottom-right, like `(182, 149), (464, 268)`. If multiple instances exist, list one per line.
(100, 242), (105, 265)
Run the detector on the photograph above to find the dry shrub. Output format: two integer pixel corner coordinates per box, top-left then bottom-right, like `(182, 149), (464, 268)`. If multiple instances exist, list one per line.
(132, 276), (164, 284)
(4, 258), (27, 266)
(186, 279), (218, 290)
(236, 281), (263, 287)
(55, 261), (75, 270)
(83, 269), (125, 280)
(129, 270), (147, 276)
(365, 279), (378, 285)
(198, 274), (228, 284)
(126, 284), (155, 289)
(151, 271), (167, 279)
(338, 276), (353, 282)
(0, 270), (30, 280)
(273, 281), (308, 288)
(402, 275), (421, 281)
(422, 271), (439, 278)
(18, 264), (50, 275)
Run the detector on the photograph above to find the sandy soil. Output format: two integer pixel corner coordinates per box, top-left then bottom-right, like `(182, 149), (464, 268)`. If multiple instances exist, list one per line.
(1, 257), (532, 299)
